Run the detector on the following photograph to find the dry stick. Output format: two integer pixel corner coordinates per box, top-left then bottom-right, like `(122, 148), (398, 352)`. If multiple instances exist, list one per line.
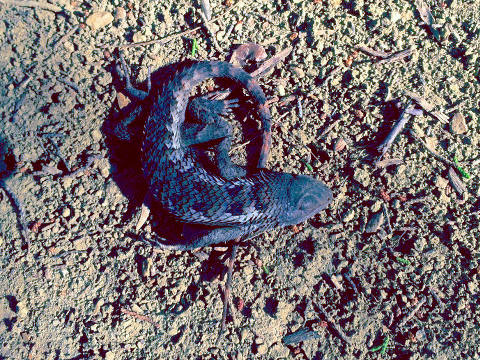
(376, 100), (413, 163)
(376, 48), (413, 65)
(409, 130), (455, 167)
(314, 301), (352, 345)
(217, 242), (239, 342)
(120, 308), (162, 329)
(355, 45), (390, 58)
(107, 1), (243, 50)
(382, 203), (392, 234)
(1, 181), (29, 244)
(318, 115), (340, 139)
(251, 47), (293, 78)
(428, 287), (445, 312)
(200, 0), (212, 20)
(397, 296), (426, 328)
(199, 9), (222, 53)
(0, 0), (62, 12)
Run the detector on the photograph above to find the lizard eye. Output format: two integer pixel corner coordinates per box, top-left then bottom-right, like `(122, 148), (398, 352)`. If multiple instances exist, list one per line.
(298, 195), (319, 212)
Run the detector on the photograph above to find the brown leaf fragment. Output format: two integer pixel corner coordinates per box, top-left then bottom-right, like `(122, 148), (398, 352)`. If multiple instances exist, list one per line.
(450, 112), (467, 134)
(333, 137), (347, 152)
(365, 211), (385, 233)
(230, 43), (267, 67)
(448, 167), (466, 195)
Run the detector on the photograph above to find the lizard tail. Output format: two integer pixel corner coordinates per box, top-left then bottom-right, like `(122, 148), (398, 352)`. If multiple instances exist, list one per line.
(159, 61), (271, 167)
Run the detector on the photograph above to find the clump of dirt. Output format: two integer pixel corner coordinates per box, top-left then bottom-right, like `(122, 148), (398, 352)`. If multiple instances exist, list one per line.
(1, 0), (479, 359)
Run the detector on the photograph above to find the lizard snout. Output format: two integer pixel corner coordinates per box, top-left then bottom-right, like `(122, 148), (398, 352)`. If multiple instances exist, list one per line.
(282, 174), (333, 225)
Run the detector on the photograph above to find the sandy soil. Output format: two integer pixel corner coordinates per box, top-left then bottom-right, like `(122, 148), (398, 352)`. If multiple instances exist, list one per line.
(0, 0), (479, 359)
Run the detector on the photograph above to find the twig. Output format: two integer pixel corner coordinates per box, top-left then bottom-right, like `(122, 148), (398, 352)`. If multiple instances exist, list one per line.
(317, 66), (341, 86)
(200, 0), (212, 21)
(109, 26), (197, 50)
(297, 98), (303, 119)
(382, 203), (392, 234)
(376, 49), (412, 65)
(409, 130), (455, 167)
(48, 139), (71, 173)
(282, 328), (321, 345)
(428, 287), (445, 312)
(0, 181), (29, 244)
(10, 91), (27, 123)
(318, 114), (340, 139)
(251, 46), (292, 78)
(58, 77), (80, 93)
(0, 0), (62, 12)
(397, 296), (426, 328)
(355, 45), (390, 58)
(314, 301), (352, 345)
(217, 243), (239, 342)
(343, 272), (359, 295)
(376, 101), (413, 162)
(198, 9), (222, 53)
(120, 308), (162, 329)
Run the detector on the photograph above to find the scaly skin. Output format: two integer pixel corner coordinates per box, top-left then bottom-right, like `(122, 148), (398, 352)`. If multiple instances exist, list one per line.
(140, 60), (333, 249)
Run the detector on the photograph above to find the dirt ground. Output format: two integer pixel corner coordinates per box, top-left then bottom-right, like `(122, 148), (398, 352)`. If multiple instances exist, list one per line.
(1, 0), (479, 359)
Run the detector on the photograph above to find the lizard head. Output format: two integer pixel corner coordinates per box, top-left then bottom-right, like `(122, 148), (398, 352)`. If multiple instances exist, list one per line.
(281, 174), (333, 226)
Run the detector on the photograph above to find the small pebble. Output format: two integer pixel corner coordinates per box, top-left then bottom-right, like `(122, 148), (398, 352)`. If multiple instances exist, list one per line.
(291, 66), (305, 78)
(353, 167), (370, 187)
(342, 208), (355, 222)
(62, 177), (73, 189)
(73, 237), (89, 251)
(86, 11), (114, 31)
(365, 211), (384, 233)
(256, 344), (267, 355)
(17, 301), (28, 318)
(62, 207), (71, 218)
(99, 164), (110, 178)
(116, 92), (131, 109)
(114, 7), (126, 20)
(91, 129), (102, 142)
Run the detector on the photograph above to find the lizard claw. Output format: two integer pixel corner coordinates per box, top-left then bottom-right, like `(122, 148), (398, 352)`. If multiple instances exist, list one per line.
(136, 203), (150, 231)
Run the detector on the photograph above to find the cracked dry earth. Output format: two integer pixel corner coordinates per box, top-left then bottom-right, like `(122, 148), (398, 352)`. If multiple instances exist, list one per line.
(0, 0), (479, 359)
